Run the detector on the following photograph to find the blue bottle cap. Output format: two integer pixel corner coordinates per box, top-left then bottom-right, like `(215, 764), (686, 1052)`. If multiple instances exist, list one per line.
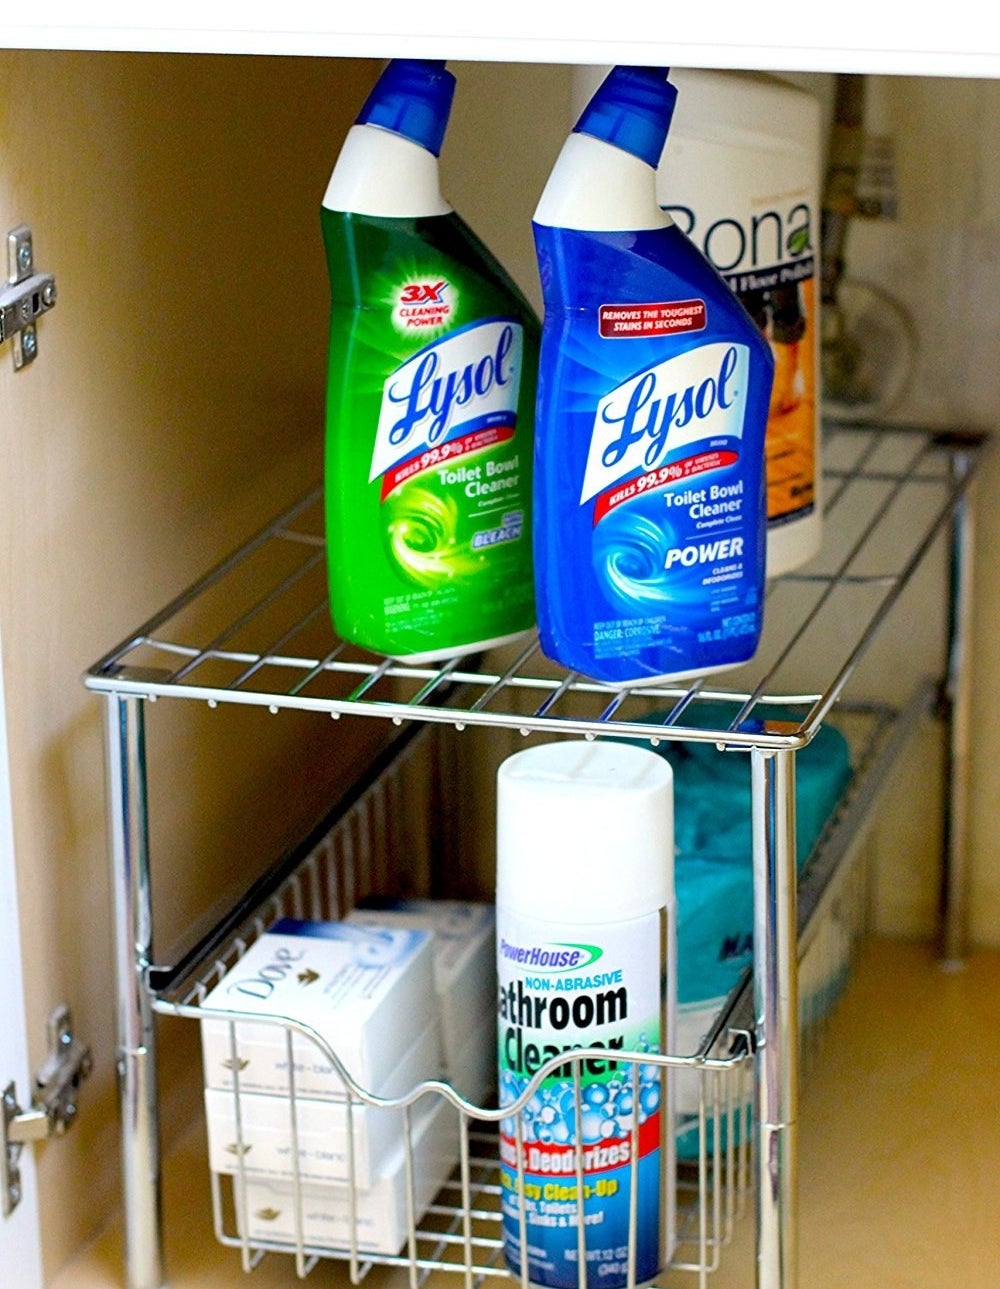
(355, 59), (457, 158)
(573, 65), (678, 169)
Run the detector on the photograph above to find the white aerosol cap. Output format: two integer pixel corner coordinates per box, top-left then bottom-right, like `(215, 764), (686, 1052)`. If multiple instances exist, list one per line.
(496, 740), (674, 924)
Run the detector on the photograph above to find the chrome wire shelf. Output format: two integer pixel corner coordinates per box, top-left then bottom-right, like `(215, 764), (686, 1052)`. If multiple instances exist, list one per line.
(152, 725), (756, 1286)
(151, 695), (897, 1022)
(85, 422), (988, 752)
(147, 684), (891, 1286)
(87, 419), (987, 1289)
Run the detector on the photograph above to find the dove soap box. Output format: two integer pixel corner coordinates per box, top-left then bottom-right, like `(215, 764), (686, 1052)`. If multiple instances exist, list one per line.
(204, 1022), (441, 1187)
(230, 1098), (459, 1256)
(347, 899), (495, 1085)
(199, 917), (436, 1100)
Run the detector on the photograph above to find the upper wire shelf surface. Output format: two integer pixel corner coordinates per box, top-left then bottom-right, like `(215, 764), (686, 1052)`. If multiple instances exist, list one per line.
(84, 422), (986, 751)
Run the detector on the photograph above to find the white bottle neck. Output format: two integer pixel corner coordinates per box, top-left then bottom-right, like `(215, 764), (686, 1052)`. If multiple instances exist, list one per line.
(322, 124), (453, 218)
(533, 133), (672, 233)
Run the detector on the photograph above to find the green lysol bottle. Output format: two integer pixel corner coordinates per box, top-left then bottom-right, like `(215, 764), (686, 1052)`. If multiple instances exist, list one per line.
(321, 60), (539, 663)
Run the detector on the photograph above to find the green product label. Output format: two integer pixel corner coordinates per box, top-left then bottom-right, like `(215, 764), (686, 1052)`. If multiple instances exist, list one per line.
(323, 210), (539, 659)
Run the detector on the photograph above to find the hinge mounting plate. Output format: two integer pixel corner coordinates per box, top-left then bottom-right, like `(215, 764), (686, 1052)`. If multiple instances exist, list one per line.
(0, 226), (57, 369)
(2, 1005), (92, 1217)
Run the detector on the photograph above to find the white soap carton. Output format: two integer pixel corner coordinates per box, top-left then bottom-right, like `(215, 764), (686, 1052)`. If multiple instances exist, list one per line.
(204, 1023), (441, 1188)
(200, 918), (436, 1100)
(229, 1097), (459, 1256)
(449, 1011), (496, 1108)
(347, 900), (495, 1087)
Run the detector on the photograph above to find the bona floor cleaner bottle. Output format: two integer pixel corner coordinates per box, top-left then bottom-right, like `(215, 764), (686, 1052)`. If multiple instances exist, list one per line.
(531, 67), (774, 687)
(657, 69), (823, 578)
(322, 60), (539, 663)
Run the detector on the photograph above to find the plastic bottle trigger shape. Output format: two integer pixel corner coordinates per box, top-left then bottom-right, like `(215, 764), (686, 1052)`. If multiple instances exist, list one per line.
(531, 66), (774, 687)
(322, 59), (540, 663)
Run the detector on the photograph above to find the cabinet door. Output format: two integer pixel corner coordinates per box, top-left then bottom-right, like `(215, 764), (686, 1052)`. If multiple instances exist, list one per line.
(0, 623), (43, 1289)
(0, 61), (73, 1281)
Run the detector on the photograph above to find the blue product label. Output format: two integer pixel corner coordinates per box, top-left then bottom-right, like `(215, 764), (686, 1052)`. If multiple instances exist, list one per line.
(497, 910), (669, 1289)
(532, 225), (772, 685)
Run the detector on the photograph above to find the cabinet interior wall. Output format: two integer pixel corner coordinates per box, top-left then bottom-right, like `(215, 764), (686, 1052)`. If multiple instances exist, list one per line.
(0, 49), (390, 1278)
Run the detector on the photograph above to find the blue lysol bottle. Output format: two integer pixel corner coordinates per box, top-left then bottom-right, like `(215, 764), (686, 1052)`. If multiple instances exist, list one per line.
(531, 67), (774, 687)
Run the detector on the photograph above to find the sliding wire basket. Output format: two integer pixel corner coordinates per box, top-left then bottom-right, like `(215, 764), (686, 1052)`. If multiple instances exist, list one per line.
(151, 695), (890, 1287)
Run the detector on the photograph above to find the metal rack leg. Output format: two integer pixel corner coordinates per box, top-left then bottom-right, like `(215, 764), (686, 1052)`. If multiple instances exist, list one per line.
(940, 446), (977, 966)
(105, 694), (165, 1289)
(751, 747), (799, 1289)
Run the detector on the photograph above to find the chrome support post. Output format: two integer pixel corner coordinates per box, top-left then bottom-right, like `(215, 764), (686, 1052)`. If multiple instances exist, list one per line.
(105, 694), (164, 1289)
(751, 747), (799, 1289)
(940, 447), (976, 967)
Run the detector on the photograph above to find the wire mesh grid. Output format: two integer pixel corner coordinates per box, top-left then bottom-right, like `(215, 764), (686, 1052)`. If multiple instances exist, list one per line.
(201, 1037), (754, 1289)
(154, 724), (755, 1286)
(204, 1056), (752, 1289)
(128, 419), (981, 1283)
(85, 423), (987, 750)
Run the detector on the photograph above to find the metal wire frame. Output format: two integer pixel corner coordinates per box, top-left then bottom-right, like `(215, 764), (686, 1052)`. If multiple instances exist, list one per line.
(177, 1009), (753, 1289)
(90, 420), (988, 1289)
(149, 694), (889, 1286)
(86, 424), (987, 753)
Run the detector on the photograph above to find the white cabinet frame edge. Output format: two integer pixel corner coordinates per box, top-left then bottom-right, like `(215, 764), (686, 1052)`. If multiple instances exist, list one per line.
(0, 625), (44, 1289)
(0, 4), (998, 77)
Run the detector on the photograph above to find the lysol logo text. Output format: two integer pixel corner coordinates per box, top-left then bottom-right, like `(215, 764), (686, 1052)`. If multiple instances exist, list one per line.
(580, 342), (749, 504)
(370, 319), (523, 484)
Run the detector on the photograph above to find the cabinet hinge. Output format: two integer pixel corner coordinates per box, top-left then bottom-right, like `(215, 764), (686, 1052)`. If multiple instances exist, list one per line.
(0, 226), (57, 369)
(1, 1005), (92, 1218)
